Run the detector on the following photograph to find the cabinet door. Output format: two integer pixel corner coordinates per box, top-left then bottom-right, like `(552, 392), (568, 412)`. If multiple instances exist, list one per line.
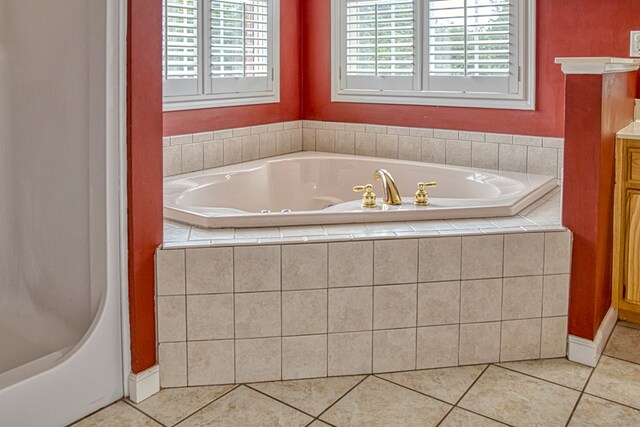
(630, 148), (640, 187)
(626, 191), (640, 303)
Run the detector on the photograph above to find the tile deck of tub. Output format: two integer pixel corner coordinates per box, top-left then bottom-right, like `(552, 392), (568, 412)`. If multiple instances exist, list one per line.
(76, 322), (640, 426)
(163, 187), (563, 248)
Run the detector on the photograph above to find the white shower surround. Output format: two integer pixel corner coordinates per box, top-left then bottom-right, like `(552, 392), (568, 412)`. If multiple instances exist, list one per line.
(0, 1), (126, 425)
(164, 152), (557, 228)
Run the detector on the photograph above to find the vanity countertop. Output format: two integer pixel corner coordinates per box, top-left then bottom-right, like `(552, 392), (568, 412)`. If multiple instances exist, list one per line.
(618, 121), (640, 140)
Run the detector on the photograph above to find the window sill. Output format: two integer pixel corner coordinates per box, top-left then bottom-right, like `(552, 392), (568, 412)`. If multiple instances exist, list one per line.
(163, 92), (280, 112)
(331, 91), (535, 111)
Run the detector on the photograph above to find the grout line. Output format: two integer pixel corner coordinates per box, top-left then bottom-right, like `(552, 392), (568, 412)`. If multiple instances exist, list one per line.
(494, 363), (591, 393)
(457, 236), (462, 366)
(434, 406), (455, 427)
(447, 405), (515, 427)
(245, 384), (317, 421)
(412, 242), (419, 370)
(370, 300), (374, 374)
(565, 323), (640, 420)
(563, 366), (597, 427)
(314, 375), (369, 422)
(499, 235), (505, 363)
(581, 391), (640, 414)
(374, 374), (455, 408)
(539, 236), (547, 358)
(444, 365), (522, 426)
(371, 242), (376, 374)
(183, 249), (188, 387)
(617, 321), (640, 331)
(308, 417), (338, 427)
(599, 352), (640, 366)
(120, 400), (168, 426)
(166, 218), (566, 249)
(167, 384), (241, 426)
(157, 313), (563, 346)
(280, 244), (283, 381)
(129, 384), (241, 427)
(232, 246), (236, 384)
(326, 243), (330, 376)
(454, 364), (491, 406)
(415, 241), (420, 370)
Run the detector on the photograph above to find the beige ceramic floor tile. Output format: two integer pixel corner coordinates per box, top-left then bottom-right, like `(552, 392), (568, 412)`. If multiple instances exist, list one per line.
(585, 355), (640, 410)
(568, 394), (640, 426)
(73, 401), (161, 427)
(459, 365), (580, 427)
(377, 365), (486, 404)
(618, 321), (640, 330)
(129, 385), (236, 426)
(308, 421), (332, 427)
(439, 408), (508, 427)
(497, 358), (592, 390)
(176, 386), (312, 426)
(603, 325), (640, 365)
(320, 376), (451, 427)
(250, 376), (364, 417)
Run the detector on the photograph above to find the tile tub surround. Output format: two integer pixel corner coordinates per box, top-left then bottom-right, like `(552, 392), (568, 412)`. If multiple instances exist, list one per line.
(163, 120), (563, 179)
(156, 230), (572, 388)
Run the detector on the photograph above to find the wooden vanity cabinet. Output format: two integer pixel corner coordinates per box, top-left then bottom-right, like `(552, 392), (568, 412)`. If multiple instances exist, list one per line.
(613, 138), (640, 322)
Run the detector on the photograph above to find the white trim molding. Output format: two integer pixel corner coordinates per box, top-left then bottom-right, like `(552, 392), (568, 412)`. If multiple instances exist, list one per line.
(128, 365), (160, 403)
(118, 0), (131, 397)
(567, 307), (618, 367)
(556, 57), (640, 75)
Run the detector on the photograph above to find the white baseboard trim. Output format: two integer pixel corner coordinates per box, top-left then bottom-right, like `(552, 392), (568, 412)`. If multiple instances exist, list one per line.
(568, 307), (618, 367)
(128, 365), (160, 403)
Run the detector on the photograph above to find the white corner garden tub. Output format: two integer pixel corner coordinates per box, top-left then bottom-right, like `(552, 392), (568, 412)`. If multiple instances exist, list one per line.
(164, 152), (557, 228)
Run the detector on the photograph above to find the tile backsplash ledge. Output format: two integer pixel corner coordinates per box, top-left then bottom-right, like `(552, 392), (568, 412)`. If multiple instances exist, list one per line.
(163, 120), (564, 179)
(163, 121), (303, 177)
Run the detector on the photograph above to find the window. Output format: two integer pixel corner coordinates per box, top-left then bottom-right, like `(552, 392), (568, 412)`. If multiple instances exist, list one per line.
(332, 0), (535, 109)
(163, 0), (280, 111)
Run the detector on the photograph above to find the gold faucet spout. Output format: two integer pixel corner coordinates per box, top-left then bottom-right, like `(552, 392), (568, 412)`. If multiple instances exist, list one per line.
(373, 169), (403, 205)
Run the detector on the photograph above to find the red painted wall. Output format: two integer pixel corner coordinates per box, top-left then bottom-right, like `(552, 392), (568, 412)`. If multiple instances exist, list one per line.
(163, 0), (302, 136)
(127, 0), (164, 373)
(563, 71), (637, 340)
(301, 0), (640, 137)
(130, 0), (639, 370)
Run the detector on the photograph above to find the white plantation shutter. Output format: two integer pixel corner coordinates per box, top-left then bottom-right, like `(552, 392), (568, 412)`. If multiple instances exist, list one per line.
(162, 0), (279, 107)
(426, 0), (518, 93)
(208, 0), (272, 94)
(163, 0), (200, 96)
(344, 0), (416, 90)
(334, 0), (532, 107)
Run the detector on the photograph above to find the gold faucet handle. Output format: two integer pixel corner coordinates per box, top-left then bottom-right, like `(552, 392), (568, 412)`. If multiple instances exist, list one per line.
(418, 182), (437, 190)
(353, 184), (378, 208)
(414, 182), (437, 206)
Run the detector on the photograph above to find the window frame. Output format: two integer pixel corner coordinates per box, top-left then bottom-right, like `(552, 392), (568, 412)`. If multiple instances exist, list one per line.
(163, 0), (281, 112)
(331, 0), (536, 110)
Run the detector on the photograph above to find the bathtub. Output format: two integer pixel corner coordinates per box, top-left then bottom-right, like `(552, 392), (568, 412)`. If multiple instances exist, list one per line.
(164, 152), (557, 228)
